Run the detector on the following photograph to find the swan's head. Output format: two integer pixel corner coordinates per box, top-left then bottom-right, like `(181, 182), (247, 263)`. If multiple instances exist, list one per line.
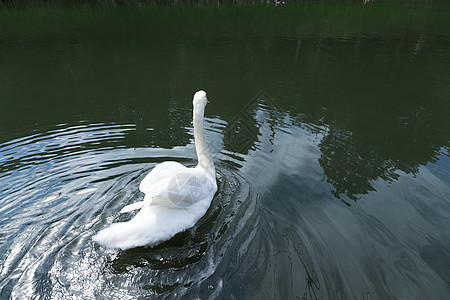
(193, 90), (210, 107)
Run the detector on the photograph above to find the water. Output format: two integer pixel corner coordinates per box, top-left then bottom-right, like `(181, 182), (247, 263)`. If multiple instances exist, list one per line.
(1, 3), (450, 299)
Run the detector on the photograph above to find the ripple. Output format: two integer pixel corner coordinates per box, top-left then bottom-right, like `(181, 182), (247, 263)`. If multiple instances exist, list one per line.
(0, 122), (259, 299)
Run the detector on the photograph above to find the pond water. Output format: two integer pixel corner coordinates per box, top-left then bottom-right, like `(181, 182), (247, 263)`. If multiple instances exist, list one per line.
(0, 3), (450, 299)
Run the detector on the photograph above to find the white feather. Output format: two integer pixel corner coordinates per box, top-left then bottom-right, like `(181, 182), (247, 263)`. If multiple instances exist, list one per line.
(93, 90), (217, 250)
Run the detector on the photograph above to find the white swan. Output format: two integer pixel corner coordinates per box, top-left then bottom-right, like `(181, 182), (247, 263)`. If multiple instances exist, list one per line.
(93, 90), (217, 250)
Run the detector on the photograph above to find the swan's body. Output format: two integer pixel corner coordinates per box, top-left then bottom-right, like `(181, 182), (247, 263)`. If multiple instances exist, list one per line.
(93, 90), (217, 250)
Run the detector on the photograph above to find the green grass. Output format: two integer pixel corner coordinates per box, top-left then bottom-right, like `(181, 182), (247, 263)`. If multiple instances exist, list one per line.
(0, 3), (449, 39)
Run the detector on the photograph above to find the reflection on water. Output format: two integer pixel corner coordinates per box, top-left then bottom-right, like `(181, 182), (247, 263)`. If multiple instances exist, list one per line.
(1, 4), (450, 299)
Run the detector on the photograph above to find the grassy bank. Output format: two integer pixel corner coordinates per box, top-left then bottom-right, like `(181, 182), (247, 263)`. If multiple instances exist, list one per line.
(0, 3), (449, 39)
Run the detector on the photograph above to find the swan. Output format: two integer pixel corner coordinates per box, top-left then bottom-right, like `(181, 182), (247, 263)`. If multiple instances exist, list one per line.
(93, 90), (217, 250)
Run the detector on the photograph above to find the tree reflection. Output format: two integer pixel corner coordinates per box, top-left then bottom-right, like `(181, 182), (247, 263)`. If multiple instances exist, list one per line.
(317, 107), (448, 201)
(1, 9), (449, 202)
(318, 128), (399, 201)
(222, 32), (450, 201)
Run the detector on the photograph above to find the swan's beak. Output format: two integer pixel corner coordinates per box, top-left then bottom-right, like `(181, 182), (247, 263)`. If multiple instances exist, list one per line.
(207, 99), (210, 104)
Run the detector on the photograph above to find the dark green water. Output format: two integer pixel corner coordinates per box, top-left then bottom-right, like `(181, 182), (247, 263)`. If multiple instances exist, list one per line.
(0, 3), (450, 299)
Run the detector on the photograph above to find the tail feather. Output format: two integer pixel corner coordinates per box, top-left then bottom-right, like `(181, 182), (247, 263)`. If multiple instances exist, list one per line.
(93, 206), (199, 250)
(120, 201), (145, 213)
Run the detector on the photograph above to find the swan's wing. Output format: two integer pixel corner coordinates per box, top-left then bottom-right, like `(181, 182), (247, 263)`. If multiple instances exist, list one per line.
(139, 161), (187, 194)
(151, 169), (216, 208)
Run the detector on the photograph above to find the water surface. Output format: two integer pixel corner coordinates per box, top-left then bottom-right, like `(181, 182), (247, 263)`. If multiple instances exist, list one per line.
(0, 3), (450, 299)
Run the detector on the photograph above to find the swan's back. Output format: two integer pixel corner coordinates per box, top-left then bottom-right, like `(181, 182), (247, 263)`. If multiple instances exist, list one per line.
(139, 161), (187, 194)
(93, 164), (217, 249)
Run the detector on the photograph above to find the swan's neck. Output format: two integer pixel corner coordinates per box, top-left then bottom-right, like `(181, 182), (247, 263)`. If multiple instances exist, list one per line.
(193, 104), (215, 176)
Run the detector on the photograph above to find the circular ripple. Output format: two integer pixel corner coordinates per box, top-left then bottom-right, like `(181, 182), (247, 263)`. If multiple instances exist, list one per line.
(0, 122), (259, 299)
